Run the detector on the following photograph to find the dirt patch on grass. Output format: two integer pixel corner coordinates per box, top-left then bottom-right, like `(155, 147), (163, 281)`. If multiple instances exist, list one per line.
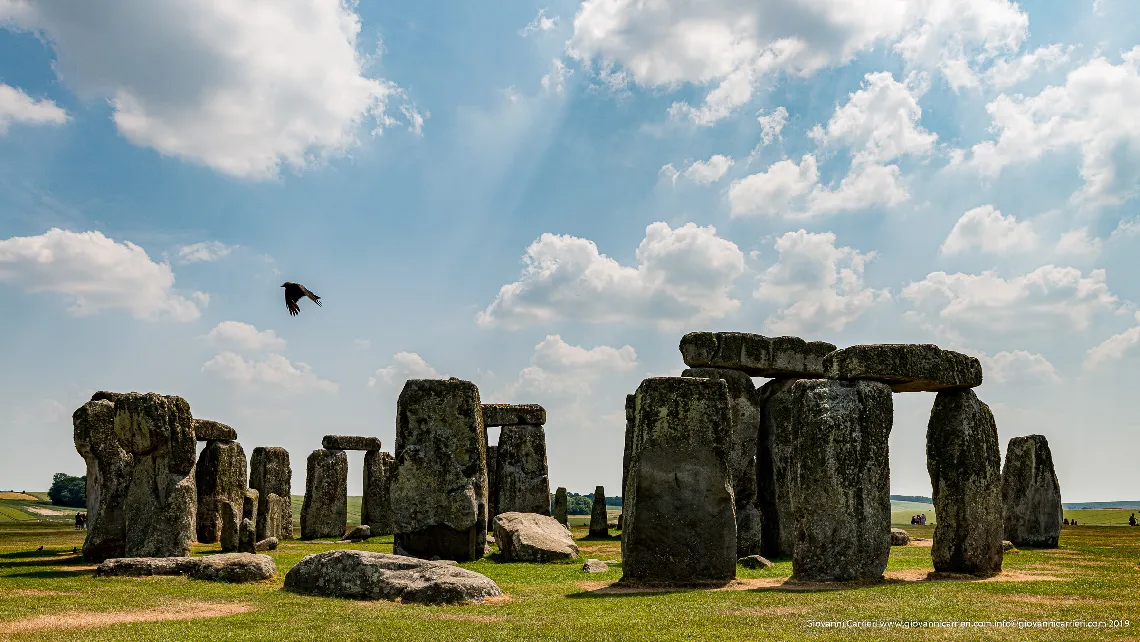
(25, 506), (75, 516)
(908, 539), (934, 547)
(884, 569), (1068, 583)
(480, 594), (512, 605)
(722, 605), (813, 617)
(0, 601), (253, 634)
(10, 589), (76, 597)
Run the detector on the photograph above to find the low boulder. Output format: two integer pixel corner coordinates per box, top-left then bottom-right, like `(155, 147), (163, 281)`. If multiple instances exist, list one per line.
(738, 555), (773, 570)
(891, 528), (911, 546)
(1003, 540), (1017, 552)
(492, 512), (579, 562)
(582, 559), (609, 573)
(95, 554), (275, 583)
(342, 525), (372, 542)
(283, 550), (502, 604)
(255, 537), (279, 552)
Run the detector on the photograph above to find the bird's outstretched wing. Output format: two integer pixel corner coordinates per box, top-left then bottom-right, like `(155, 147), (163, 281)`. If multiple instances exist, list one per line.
(286, 298), (300, 316)
(299, 284), (322, 307)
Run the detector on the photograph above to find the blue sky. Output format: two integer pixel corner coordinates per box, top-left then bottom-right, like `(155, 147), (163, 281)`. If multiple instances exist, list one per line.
(1, 0), (1138, 501)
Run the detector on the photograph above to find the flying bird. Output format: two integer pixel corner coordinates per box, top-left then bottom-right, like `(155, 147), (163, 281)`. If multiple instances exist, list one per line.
(282, 282), (322, 316)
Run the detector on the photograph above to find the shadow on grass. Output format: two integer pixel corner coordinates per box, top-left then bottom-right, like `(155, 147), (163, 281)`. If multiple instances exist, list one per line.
(6, 568), (95, 579)
(0, 553), (89, 569)
(575, 534), (622, 543)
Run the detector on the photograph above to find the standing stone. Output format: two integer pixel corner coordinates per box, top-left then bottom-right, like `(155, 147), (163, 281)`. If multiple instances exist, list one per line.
(300, 449), (348, 540)
(589, 486), (609, 537)
(264, 493), (288, 541)
(682, 367), (762, 556)
(553, 487), (568, 526)
(362, 451), (394, 535)
(495, 424), (551, 515)
(486, 445), (498, 520)
(249, 447), (292, 541)
(756, 378), (800, 558)
(239, 518), (256, 553)
(220, 501), (240, 553)
(1002, 435), (1063, 548)
(195, 440), (247, 544)
(785, 379), (893, 582)
(242, 489), (259, 523)
(927, 389), (1004, 575)
(391, 378), (488, 562)
(73, 399), (131, 562)
(622, 394), (635, 518)
(622, 377), (736, 584)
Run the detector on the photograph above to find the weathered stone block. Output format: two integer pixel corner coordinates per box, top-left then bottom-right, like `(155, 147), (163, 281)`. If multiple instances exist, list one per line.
(622, 394), (635, 512)
(239, 517), (256, 553)
(1002, 435), (1063, 548)
(481, 404), (546, 427)
(622, 377), (736, 584)
(391, 378), (488, 562)
(192, 418), (237, 442)
(891, 528), (911, 546)
(195, 440), (247, 544)
(322, 435), (383, 451)
(756, 377), (800, 558)
(823, 344), (982, 392)
(284, 550), (503, 604)
(264, 492), (289, 540)
(486, 444), (498, 520)
(589, 486), (608, 538)
(492, 512), (579, 562)
(680, 332), (836, 378)
(300, 449), (348, 540)
(242, 489), (258, 523)
(927, 389), (1004, 575)
(789, 379), (893, 582)
(362, 450), (394, 535)
(73, 399), (131, 562)
(249, 446), (292, 540)
(220, 501), (239, 552)
(553, 487), (568, 525)
(495, 424), (551, 515)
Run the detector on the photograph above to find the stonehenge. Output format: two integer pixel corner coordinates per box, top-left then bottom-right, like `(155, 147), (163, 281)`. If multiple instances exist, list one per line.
(1002, 435), (1063, 548)
(553, 486), (568, 526)
(194, 438), (247, 544)
(494, 422), (551, 515)
(589, 486), (608, 537)
(250, 447), (293, 540)
(300, 448), (348, 540)
(362, 450), (395, 535)
(486, 445), (498, 520)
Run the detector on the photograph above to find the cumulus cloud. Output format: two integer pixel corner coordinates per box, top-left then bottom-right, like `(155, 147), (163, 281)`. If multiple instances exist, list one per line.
(975, 349), (1061, 383)
(0, 228), (205, 321)
(754, 230), (890, 333)
(983, 43), (1072, 89)
(729, 155), (908, 219)
(520, 8), (559, 36)
(202, 351), (337, 393)
(729, 154), (819, 217)
(940, 205), (1038, 256)
(205, 321), (286, 352)
(1084, 311), (1140, 370)
(663, 154), (735, 185)
(368, 351), (443, 388)
(177, 241), (236, 264)
(494, 335), (638, 401)
(757, 106), (788, 147)
(1054, 227), (1102, 259)
(0, 82), (68, 134)
(809, 71), (937, 164)
(0, 0), (421, 179)
(477, 222), (745, 329)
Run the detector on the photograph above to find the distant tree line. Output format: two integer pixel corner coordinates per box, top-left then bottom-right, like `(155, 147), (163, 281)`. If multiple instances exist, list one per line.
(48, 473), (86, 508)
(889, 494), (932, 504)
(550, 491), (622, 515)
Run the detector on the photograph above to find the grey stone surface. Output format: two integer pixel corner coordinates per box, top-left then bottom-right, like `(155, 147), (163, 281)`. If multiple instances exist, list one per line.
(391, 378), (488, 562)
(1003, 540), (1016, 552)
(220, 501), (239, 553)
(343, 525), (372, 541)
(95, 554), (275, 583)
(891, 528), (911, 546)
(1002, 435), (1063, 548)
(622, 377), (736, 585)
(284, 550), (503, 604)
(255, 537), (278, 552)
(195, 440), (247, 544)
(582, 559), (609, 573)
(622, 393), (635, 518)
(242, 489), (258, 523)
(300, 448), (348, 540)
(786, 379), (893, 582)
(263, 493), (289, 541)
(553, 487), (568, 525)
(481, 404), (546, 427)
(249, 446), (292, 540)
(73, 399), (131, 562)
(738, 555), (773, 569)
(492, 512), (579, 562)
(239, 518), (256, 553)
(486, 444), (498, 520)
(735, 504), (764, 558)
(495, 424), (551, 515)
(362, 450), (394, 535)
(756, 377), (801, 559)
(927, 389), (1004, 575)
(192, 418), (237, 442)
(680, 332), (836, 378)
(589, 486), (608, 538)
(823, 344), (983, 393)
(321, 435), (383, 451)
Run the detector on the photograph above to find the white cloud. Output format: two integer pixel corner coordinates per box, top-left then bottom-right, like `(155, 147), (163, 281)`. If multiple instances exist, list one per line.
(368, 351), (443, 388)
(984, 44), (1072, 89)
(177, 241), (236, 264)
(1055, 227), (1102, 259)
(803, 161), (909, 216)
(0, 0), (421, 180)
(729, 154), (819, 217)
(955, 48), (1140, 208)
(0, 82), (68, 134)
(0, 228), (204, 321)
(205, 321), (286, 352)
(976, 349), (1060, 383)
(1084, 311), (1140, 370)
(940, 205), (1038, 256)
(520, 8), (559, 36)
(495, 335), (637, 401)
(757, 106), (788, 147)
(477, 222), (745, 330)
(754, 230), (889, 333)
(809, 71), (937, 164)
(202, 351), (337, 393)
(683, 154), (734, 184)
(540, 59), (573, 94)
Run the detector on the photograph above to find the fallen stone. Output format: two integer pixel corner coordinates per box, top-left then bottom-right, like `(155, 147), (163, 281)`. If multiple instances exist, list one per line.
(622, 377), (736, 585)
(194, 440), (247, 544)
(95, 556), (197, 577)
(220, 501), (239, 553)
(823, 344), (983, 393)
(283, 550), (502, 604)
(344, 525), (372, 541)
(756, 377), (801, 559)
(95, 553), (275, 583)
(891, 528), (911, 546)
(927, 389), (1003, 575)
(582, 559), (609, 573)
(679, 332), (836, 378)
(249, 447), (292, 540)
(1002, 435), (1063, 548)
(321, 435), (383, 451)
(192, 418), (237, 442)
(492, 512), (579, 562)
(300, 448), (348, 540)
(481, 404), (546, 427)
(553, 487), (568, 526)
(73, 399), (131, 562)
(495, 423), (551, 515)
(362, 451), (394, 535)
(589, 486), (608, 537)
(255, 537), (278, 552)
(1003, 540), (1017, 552)
(391, 378), (489, 562)
(239, 518), (256, 554)
(738, 555), (773, 570)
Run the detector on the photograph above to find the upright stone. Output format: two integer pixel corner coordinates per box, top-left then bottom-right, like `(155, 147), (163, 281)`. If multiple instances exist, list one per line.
(622, 394), (635, 514)
(195, 440), (247, 544)
(495, 424), (551, 515)
(553, 487), (568, 526)
(588, 487), (609, 537)
(1002, 435), (1063, 548)
(486, 445), (498, 519)
(264, 493), (287, 541)
(391, 378), (488, 562)
(362, 451), (394, 535)
(73, 399), (131, 562)
(682, 367), (762, 556)
(242, 489), (259, 523)
(927, 389), (1004, 575)
(220, 501), (240, 552)
(756, 378), (800, 558)
(239, 518), (256, 554)
(787, 379), (893, 582)
(249, 447), (292, 540)
(622, 377), (736, 584)
(300, 449), (348, 540)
